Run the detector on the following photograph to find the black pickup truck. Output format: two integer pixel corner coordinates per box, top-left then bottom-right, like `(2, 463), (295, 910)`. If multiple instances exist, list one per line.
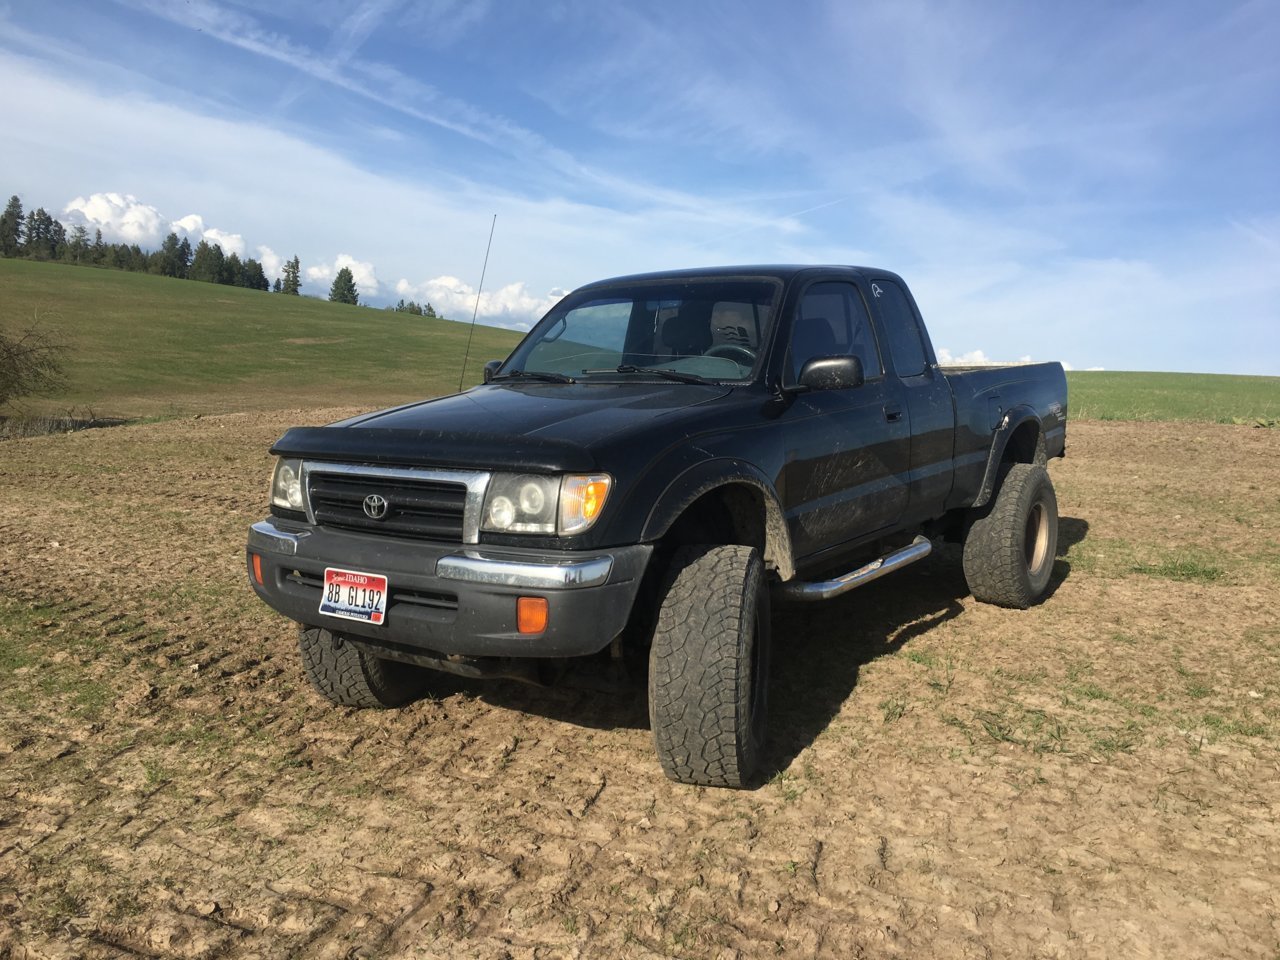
(247, 265), (1067, 787)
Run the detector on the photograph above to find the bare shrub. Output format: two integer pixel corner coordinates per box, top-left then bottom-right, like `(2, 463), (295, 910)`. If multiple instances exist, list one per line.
(0, 319), (67, 409)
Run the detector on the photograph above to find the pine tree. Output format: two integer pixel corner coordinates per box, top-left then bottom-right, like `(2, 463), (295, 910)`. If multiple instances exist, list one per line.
(328, 267), (358, 305)
(177, 237), (192, 278)
(0, 195), (23, 257)
(159, 232), (183, 277)
(424, 302), (437, 318)
(272, 277), (282, 293)
(24, 208), (51, 259)
(222, 251), (243, 286)
(282, 256), (301, 295)
(242, 258), (268, 291)
(65, 225), (88, 264)
(189, 240), (224, 283)
(91, 229), (106, 266)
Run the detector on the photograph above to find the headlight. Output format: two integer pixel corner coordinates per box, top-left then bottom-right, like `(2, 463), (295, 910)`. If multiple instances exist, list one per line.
(483, 474), (558, 533)
(481, 473), (612, 536)
(270, 458), (305, 512)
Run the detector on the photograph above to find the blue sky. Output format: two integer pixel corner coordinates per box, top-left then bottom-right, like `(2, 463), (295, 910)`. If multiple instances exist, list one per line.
(2, 0), (1277, 373)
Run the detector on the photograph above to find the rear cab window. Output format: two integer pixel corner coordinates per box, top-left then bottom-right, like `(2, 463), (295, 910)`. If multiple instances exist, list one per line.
(870, 279), (929, 378)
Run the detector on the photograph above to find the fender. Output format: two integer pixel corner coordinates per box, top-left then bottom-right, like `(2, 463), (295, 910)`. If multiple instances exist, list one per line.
(642, 458), (795, 581)
(972, 404), (1044, 509)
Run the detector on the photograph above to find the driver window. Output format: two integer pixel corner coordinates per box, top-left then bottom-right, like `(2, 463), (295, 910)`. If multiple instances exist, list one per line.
(789, 282), (882, 381)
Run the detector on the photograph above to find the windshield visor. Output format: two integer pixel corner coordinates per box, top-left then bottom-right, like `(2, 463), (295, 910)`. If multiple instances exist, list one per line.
(500, 279), (780, 382)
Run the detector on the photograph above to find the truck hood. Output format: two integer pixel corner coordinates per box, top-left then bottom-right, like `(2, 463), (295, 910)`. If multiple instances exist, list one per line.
(270, 381), (733, 473)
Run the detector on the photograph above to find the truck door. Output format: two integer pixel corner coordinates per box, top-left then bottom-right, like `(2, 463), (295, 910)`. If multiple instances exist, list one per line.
(868, 278), (956, 524)
(777, 280), (910, 560)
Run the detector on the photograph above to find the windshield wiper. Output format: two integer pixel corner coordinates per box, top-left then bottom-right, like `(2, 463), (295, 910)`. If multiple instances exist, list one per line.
(490, 369), (576, 384)
(584, 364), (713, 385)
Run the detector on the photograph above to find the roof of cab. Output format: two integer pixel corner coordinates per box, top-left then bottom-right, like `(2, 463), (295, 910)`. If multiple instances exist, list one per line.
(574, 264), (891, 290)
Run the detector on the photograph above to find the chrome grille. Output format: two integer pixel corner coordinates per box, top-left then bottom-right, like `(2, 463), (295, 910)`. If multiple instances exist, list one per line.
(303, 463), (489, 544)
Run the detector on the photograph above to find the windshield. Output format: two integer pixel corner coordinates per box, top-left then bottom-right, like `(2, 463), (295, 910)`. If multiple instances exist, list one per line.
(499, 279), (780, 382)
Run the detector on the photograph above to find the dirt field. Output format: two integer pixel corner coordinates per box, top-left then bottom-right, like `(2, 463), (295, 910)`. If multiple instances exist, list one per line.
(1, 413), (1277, 958)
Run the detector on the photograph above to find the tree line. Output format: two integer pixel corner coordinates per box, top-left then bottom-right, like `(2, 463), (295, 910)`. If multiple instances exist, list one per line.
(0, 193), (379, 307)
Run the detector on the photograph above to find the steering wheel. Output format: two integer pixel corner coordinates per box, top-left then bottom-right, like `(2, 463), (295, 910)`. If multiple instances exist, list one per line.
(704, 344), (757, 366)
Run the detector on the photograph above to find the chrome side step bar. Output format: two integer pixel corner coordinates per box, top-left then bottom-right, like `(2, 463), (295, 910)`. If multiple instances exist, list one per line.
(779, 535), (932, 602)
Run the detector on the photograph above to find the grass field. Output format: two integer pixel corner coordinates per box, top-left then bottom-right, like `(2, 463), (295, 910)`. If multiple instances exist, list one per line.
(0, 259), (523, 418)
(2, 259), (1277, 423)
(1067, 370), (1280, 423)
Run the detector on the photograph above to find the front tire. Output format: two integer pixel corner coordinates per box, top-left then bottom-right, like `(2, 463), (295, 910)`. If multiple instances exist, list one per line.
(962, 462), (1059, 609)
(649, 544), (770, 788)
(298, 625), (425, 708)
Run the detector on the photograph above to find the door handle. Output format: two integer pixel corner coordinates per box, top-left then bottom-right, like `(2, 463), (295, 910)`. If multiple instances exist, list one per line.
(884, 404), (903, 423)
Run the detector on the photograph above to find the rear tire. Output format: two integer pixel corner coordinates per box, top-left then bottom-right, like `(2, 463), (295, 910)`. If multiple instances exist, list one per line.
(298, 625), (425, 708)
(649, 544), (770, 788)
(963, 463), (1059, 609)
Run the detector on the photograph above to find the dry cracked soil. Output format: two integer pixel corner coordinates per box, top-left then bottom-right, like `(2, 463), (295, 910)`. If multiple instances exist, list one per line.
(0, 412), (1277, 959)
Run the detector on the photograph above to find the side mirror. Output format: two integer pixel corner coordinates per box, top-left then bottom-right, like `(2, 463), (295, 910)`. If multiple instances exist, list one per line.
(482, 359), (502, 384)
(798, 354), (864, 391)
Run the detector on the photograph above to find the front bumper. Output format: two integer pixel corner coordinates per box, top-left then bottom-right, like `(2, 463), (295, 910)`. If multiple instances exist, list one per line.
(246, 519), (652, 658)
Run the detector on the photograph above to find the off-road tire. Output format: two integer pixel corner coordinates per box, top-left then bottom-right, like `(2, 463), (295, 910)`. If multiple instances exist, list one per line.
(963, 462), (1059, 609)
(649, 544), (770, 788)
(299, 626), (424, 708)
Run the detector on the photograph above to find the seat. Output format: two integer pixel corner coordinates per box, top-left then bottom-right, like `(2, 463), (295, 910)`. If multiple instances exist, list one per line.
(661, 303), (713, 358)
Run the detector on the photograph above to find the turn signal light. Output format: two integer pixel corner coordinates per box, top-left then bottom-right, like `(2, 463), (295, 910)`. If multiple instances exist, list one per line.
(251, 553), (264, 586)
(517, 596), (549, 634)
(559, 474), (612, 535)
(581, 480), (608, 520)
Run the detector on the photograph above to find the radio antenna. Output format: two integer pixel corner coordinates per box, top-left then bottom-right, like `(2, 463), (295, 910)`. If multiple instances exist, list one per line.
(457, 214), (497, 393)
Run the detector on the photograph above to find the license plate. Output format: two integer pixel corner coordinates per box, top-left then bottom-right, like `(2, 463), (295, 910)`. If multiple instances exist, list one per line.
(319, 567), (388, 625)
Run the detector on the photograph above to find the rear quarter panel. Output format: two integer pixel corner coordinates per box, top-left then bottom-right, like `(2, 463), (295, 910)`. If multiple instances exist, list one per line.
(941, 362), (1068, 510)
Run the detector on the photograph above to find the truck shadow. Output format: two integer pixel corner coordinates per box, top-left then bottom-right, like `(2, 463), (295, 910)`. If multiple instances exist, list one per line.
(762, 547), (968, 780)
(443, 516), (1091, 784)
(762, 516), (1088, 780)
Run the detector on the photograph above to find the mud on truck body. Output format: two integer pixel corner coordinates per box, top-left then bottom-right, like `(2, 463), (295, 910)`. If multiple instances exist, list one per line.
(247, 265), (1067, 787)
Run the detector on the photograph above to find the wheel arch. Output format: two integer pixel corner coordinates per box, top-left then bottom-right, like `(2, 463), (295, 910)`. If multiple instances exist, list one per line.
(972, 406), (1047, 509)
(641, 460), (794, 581)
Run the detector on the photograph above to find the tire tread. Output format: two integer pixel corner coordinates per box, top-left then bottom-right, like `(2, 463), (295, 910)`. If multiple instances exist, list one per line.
(962, 462), (1058, 609)
(649, 544), (767, 788)
(299, 626), (423, 708)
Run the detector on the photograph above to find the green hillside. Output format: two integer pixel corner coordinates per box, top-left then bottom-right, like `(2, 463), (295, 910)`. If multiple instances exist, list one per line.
(0, 258), (523, 417)
(3, 259), (1277, 423)
(1066, 370), (1280, 423)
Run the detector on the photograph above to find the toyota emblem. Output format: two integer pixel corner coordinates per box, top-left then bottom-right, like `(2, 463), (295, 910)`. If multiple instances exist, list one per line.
(362, 494), (389, 520)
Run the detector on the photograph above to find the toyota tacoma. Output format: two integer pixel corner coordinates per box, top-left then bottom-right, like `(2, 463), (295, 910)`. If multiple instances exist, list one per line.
(247, 265), (1067, 787)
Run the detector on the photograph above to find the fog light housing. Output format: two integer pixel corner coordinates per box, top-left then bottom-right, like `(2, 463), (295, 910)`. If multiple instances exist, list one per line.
(517, 597), (549, 634)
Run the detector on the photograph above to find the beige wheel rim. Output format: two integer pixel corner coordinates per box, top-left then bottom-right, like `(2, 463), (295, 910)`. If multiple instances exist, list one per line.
(1025, 501), (1049, 576)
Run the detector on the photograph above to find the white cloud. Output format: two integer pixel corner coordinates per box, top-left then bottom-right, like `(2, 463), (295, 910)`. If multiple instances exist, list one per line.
(936, 348), (995, 366)
(257, 245), (282, 279)
(307, 253), (380, 296)
(172, 213), (245, 257)
(61, 196), (245, 260)
(393, 275), (562, 327)
(203, 227), (245, 258)
(62, 192), (166, 246)
(172, 213), (205, 236)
